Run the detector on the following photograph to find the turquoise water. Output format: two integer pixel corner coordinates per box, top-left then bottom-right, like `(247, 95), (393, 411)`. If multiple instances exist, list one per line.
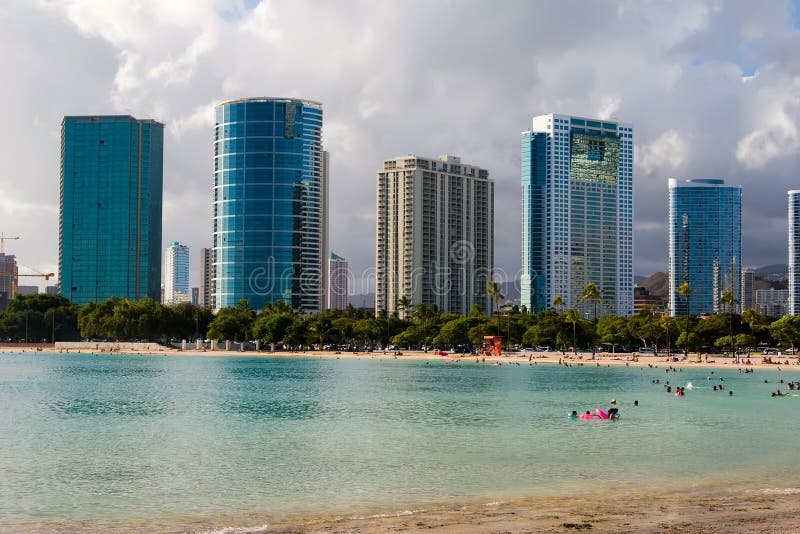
(1, 352), (799, 531)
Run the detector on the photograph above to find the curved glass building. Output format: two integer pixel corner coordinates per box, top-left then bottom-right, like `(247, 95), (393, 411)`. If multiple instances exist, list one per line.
(213, 98), (327, 312)
(668, 179), (741, 316)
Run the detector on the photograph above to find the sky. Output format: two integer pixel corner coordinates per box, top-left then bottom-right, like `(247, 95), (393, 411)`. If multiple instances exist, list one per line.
(2, 0), (800, 294)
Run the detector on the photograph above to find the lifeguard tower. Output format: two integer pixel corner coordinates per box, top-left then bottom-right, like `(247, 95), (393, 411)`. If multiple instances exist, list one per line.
(483, 335), (503, 356)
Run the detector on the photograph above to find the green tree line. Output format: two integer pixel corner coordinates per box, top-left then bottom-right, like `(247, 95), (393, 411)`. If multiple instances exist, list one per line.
(3, 293), (800, 354)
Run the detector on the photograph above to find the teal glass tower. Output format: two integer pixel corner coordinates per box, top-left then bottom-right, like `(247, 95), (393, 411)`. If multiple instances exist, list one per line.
(668, 179), (742, 316)
(59, 115), (164, 305)
(213, 98), (327, 312)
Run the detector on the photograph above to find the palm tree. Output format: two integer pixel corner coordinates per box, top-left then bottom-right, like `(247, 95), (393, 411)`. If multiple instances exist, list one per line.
(396, 295), (411, 320)
(720, 289), (738, 360)
(553, 294), (565, 313)
(413, 303), (438, 349)
(484, 281), (504, 336)
(580, 282), (602, 322)
(677, 282), (693, 358)
(484, 281), (504, 315)
(565, 308), (579, 355)
(660, 314), (673, 355)
(580, 282), (602, 355)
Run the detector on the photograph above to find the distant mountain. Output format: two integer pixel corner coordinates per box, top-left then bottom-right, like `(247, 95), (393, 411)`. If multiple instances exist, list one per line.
(639, 271), (668, 298)
(754, 264), (788, 282)
(634, 275), (648, 285)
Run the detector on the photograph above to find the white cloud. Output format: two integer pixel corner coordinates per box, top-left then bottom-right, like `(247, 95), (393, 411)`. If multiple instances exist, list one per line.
(636, 130), (689, 175)
(736, 76), (800, 168)
(170, 101), (216, 138)
(239, 1), (281, 43)
(4, 0), (800, 290)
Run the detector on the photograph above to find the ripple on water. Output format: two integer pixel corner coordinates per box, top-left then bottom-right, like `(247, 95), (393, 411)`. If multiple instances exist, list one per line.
(47, 398), (167, 416)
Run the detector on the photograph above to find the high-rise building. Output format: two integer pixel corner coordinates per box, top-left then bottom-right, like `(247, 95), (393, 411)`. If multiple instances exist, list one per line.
(788, 190), (800, 315)
(191, 287), (199, 306)
(520, 114), (634, 317)
(0, 253), (18, 310)
(668, 179), (741, 316)
(327, 252), (348, 310)
(741, 268), (755, 312)
(59, 115), (163, 305)
(756, 288), (789, 317)
(213, 98), (328, 312)
(164, 242), (189, 304)
(199, 247), (213, 308)
(376, 155), (494, 317)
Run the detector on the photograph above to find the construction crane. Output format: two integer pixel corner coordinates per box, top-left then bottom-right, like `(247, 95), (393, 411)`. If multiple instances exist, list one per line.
(1, 232), (20, 254)
(19, 272), (55, 281)
(18, 263), (55, 281)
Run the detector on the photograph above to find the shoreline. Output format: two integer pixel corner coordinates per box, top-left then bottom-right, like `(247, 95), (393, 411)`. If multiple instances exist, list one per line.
(3, 344), (799, 372)
(6, 479), (800, 533)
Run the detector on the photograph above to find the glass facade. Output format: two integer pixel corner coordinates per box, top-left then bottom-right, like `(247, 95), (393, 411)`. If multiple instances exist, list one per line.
(59, 115), (163, 305)
(668, 179), (742, 316)
(213, 98), (326, 311)
(521, 114), (634, 316)
(788, 191), (800, 315)
(164, 241), (190, 304)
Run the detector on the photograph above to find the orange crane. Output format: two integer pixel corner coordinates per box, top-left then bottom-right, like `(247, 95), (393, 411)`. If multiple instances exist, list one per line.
(19, 271), (55, 281)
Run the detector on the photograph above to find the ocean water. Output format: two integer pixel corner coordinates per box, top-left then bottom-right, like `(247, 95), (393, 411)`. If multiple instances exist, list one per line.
(1, 352), (799, 531)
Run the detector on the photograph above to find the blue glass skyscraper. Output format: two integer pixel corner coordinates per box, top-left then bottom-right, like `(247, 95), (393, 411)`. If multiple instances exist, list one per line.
(213, 98), (327, 311)
(668, 179), (742, 316)
(59, 115), (163, 305)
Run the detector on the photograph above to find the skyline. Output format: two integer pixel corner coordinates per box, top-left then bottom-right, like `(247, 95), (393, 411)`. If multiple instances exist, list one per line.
(4, 1), (800, 293)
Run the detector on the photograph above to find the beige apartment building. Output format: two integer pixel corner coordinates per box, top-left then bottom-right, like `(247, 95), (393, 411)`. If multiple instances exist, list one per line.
(375, 155), (494, 318)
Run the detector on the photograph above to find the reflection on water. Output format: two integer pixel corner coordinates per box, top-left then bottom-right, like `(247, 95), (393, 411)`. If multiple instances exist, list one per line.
(0, 352), (797, 532)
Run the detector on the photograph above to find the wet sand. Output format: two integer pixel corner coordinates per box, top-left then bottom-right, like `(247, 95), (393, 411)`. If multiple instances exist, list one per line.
(285, 486), (800, 534)
(8, 483), (800, 533)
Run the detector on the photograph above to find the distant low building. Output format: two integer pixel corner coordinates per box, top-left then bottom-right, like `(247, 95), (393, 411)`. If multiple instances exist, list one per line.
(634, 286), (666, 316)
(756, 288), (788, 317)
(45, 285), (58, 296)
(16, 285), (38, 296)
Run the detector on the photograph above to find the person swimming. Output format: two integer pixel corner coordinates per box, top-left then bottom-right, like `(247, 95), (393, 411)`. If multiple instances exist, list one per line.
(569, 410), (579, 418)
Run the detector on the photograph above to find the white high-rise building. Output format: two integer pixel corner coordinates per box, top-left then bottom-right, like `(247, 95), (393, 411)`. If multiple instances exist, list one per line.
(199, 247), (213, 308)
(164, 242), (190, 304)
(376, 155), (494, 317)
(741, 268), (755, 312)
(788, 190), (800, 315)
(327, 252), (348, 310)
(521, 114), (634, 316)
